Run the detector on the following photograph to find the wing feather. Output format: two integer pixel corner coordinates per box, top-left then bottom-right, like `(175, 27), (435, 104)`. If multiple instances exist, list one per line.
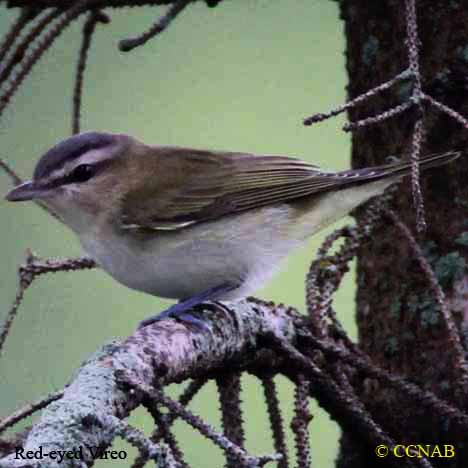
(120, 147), (347, 231)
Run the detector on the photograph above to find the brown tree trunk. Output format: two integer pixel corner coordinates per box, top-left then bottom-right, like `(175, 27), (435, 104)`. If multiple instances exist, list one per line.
(338, 1), (468, 466)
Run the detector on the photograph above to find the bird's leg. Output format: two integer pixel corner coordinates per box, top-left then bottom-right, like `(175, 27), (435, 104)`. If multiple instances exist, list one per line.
(138, 283), (235, 329)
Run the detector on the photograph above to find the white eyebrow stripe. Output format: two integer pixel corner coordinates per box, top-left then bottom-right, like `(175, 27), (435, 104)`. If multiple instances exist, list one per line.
(44, 166), (67, 183)
(71, 148), (112, 166)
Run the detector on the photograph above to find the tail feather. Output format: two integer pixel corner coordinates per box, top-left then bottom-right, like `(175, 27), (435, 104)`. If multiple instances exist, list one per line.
(291, 151), (460, 240)
(338, 151), (460, 185)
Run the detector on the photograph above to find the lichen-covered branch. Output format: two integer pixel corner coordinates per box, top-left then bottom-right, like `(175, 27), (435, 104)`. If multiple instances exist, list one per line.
(0, 300), (297, 468)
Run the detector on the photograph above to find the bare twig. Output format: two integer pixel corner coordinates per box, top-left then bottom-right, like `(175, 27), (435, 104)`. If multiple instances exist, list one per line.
(0, 6), (38, 65)
(143, 400), (188, 468)
(0, 252), (96, 357)
(306, 187), (397, 333)
(119, 0), (190, 52)
(99, 414), (168, 465)
(131, 378), (207, 468)
(274, 337), (431, 468)
(291, 375), (312, 468)
(153, 378), (208, 440)
(0, 391), (63, 435)
(423, 93), (468, 130)
(299, 330), (468, 432)
(343, 101), (414, 132)
(152, 388), (252, 466)
(409, 118), (426, 232)
(5, 0), (184, 6)
(146, 387), (280, 467)
(216, 372), (245, 468)
(259, 375), (289, 468)
(303, 69), (411, 126)
(0, 157), (22, 185)
(405, 0), (422, 99)
(0, 1), (91, 120)
(405, 0), (426, 232)
(72, 9), (110, 134)
(0, 8), (62, 86)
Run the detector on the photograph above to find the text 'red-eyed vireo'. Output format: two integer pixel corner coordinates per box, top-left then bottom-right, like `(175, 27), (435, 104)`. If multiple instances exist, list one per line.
(5, 132), (459, 327)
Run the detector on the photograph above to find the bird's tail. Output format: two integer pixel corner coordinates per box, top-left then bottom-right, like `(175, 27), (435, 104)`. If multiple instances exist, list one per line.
(339, 151), (460, 184)
(290, 151), (460, 240)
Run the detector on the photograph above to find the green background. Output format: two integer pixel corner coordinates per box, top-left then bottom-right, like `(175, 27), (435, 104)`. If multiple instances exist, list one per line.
(0, 1), (355, 466)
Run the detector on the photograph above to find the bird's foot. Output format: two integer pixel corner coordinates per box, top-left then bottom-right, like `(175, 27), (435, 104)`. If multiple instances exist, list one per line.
(138, 284), (235, 330)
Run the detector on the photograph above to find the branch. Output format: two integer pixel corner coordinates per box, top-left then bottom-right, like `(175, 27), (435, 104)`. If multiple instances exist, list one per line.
(72, 9), (110, 134)
(119, 0), (191, 52)
(0, 252), (96, 358)
(0, 300), (297, 467)
(6, 1), (196, 8)
(0, 391), (63, 435)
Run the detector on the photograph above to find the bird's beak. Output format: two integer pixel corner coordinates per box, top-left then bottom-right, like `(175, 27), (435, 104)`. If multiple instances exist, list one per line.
(5, 180), (48, 202)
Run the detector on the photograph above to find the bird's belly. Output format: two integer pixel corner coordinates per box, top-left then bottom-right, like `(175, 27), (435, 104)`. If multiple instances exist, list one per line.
(78, 206), (299, 301)
(80, 234), (232, 299)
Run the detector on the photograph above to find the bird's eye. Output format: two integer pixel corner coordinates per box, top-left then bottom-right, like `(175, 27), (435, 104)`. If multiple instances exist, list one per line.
(69, 164), (95, 183)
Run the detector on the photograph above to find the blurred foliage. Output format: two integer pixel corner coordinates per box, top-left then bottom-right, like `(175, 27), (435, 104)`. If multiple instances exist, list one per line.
(0, 1), (354, 466)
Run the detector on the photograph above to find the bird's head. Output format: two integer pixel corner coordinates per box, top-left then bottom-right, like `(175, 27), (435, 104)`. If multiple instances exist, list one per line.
(5, 131), (141, 233)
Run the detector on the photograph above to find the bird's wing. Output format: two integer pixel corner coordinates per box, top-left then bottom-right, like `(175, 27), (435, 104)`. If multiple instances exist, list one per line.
(119, 147), (373, 231)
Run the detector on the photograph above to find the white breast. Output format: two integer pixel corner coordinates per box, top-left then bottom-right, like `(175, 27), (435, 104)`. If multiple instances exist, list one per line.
(78, 205), (298, 301)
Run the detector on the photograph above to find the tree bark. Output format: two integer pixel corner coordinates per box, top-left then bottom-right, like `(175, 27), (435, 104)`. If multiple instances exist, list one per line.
(339, 1), (468, 466)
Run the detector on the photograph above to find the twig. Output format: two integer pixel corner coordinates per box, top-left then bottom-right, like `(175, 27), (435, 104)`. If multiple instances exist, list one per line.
(300, 330), (468, 432)
(405, 0), (422, 99)
(343, 100), (414, 132)
(303, 69), (411, 126)
(274, 337), (430, 468)
(99, 414), (168, 464)
(0, 157), (22, 185)
(72, 9), (110, 134)
(291, 375), (312, 468)
(142, 385), (281, 467)
(306, 187), (396, 332)
(143, 400), (187, 468)
(0, 1), (91, 120)
(409, 118), (426, 232)
(405, 0), (426, 232)
(0, 391), (63, 435)
(423, 93), (468, 130)
(386, 209), (468, 397)
(131, 379), (207, 468)
(0, 252), (96, 358)
(0, 8), (63, 87)
(3, 0), (183, 6)
(0, 6), (38, 65)
(216, 372), (245, 468)
(152, 379), (207, 436)
(119, 0), (190, 52)
(259, 375), (289, 468)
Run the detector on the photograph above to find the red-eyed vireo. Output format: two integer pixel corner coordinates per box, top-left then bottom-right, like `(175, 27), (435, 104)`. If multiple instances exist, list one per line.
(5, 132), (460, 327)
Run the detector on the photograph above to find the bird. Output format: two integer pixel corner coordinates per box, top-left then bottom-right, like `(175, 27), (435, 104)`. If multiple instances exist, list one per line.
(5, 132), (459, 328)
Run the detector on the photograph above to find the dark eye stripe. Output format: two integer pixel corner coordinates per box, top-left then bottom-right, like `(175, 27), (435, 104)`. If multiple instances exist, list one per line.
(42, 159), (112, 189)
